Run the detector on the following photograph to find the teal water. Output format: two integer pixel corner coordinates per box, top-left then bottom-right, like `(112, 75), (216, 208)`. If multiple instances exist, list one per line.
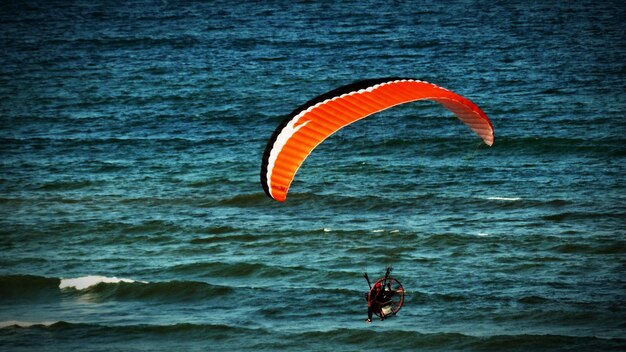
(1, 1), (625, 351)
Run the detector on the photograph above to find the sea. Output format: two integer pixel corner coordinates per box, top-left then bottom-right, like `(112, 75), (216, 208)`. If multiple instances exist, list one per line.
(1, 1), (625, 351)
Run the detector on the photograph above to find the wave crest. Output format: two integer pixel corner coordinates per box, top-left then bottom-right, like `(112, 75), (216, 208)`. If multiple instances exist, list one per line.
(60, 275), (139, 290)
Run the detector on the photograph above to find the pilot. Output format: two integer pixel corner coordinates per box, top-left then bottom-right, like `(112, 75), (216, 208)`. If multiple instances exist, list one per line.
(366, 281), (384, 322)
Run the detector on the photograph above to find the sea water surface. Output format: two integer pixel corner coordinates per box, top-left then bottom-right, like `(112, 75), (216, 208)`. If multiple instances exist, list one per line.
(1, 1), (625, 351)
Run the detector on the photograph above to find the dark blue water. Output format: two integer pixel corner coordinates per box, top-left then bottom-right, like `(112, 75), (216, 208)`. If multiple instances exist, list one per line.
(1, 1), (625, 351)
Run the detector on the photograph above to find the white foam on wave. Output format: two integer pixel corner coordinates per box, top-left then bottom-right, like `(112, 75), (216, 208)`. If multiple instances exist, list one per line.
(477, 232), (490, 237)
(0, 320), (59, 328)
(371, 229), (401, 233)
(486, 196), (521, 201)
(59, 275), (139, 290)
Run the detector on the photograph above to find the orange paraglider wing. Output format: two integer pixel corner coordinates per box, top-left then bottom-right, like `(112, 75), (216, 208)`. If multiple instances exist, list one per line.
(260, 78), (494, 202)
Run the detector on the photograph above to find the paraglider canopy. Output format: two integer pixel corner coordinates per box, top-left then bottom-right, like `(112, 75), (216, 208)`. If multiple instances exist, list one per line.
(260, 78), (494, 202)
